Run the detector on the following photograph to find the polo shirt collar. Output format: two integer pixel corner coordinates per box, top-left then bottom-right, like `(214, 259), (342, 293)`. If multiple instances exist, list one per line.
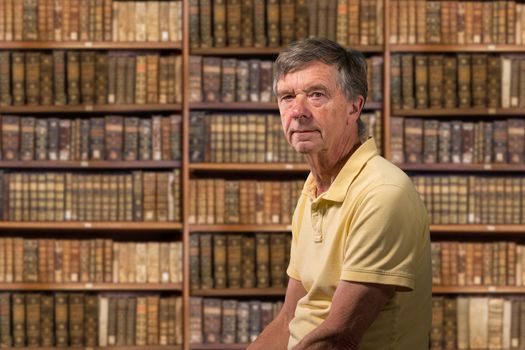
(302, 138), (379, 203)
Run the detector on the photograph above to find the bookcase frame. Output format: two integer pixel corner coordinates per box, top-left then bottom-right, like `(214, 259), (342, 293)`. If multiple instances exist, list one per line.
(4, 0), (525, 349)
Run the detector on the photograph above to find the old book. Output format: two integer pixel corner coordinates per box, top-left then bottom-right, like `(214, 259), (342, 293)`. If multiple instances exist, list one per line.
(200, 0), (213, 47)
(202, 57), (221, 102)
(67, 51), (80, 105)
(270, 233), (287, 287)
(84, 294), (98, 347)
(256, 233), (270, 287)
(227, 0), (241, 46)
(80, 51), (95, 104)
(11, 52), (25, 105)
(147, 295), (159, 345)
(237, 301), (250, 343)
(189, 297), (203, 344)
(40, 294), (54, 346)
(222, 299), (237, 343)
(254, 0), (266, 46)
(241, 0), (254, 46)
(55, 293), (68, 347)
(135, 296), (147, 346)
(266, 0), (280, 46)
(12, 293), (25, 347)
(472, 54), (487, 108)
(53, 50), (67, 105)
(457, 54), (472, 108)
(469, 297), (489, 348)
(404, 118), (423, 163)
(428, 55), (443, 108)
(203, 298), (221, 343)
(0, 52), (12, 105)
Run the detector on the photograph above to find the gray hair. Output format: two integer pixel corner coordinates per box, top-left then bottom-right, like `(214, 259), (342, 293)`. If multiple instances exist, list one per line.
(273, 38), (368, 140)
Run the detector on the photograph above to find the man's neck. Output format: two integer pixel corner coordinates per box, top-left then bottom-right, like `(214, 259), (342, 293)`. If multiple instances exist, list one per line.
(307, 141), (362, 197)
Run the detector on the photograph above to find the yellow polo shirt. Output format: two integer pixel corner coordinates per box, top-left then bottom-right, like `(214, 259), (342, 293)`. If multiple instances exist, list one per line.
(286, 138), (431, 350)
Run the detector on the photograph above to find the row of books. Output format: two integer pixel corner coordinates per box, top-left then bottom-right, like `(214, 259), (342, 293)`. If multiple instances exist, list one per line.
(189, 112), (383, 164)
(0, 114), (182, 162)
(0, 51), (183, 106)
(189, 297), (281, 345)
(0, 170), (182, 222)
(0, 238), (182, 284)
(189, 233), (291, 290)
(188, 179), (303, 225)
(390, 0), (525, 45)
(0, 0), (183, 43)
(189, 55), (383, 104)
(0, 293), (182, 347)
(390, 117), (525, 165)
(189, 0), (384, 49)
(432, 241), (525, 287)
(431, 296), (525, 350)
(411, 175), (524, 225)
(391, 54), (525, 110)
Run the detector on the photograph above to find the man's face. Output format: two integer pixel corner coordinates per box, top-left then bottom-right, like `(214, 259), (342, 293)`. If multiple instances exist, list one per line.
(276, 62), (360, 157)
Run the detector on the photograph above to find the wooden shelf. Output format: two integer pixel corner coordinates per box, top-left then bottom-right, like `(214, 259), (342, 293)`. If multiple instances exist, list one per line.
(392, 107), (525, 117)
(190, 224), (292, 232)
(191, 287), (286, 297)
(0, 41), (182, 50)
(0, 222), (183, 231)
(0, 161), (181, 169)
(398, 163), (525, 172)
(0, 346), (182, 350)
(189, 163), (309, 172)
(0, 283), (182, 291)
(189, 101), (382, 111)
(433, 286), (525, 294)
(0, 104), (182, 114)
(192, 45), (383, 55)
(190, 344), (248, 350)
(391, 44), (525, 52)
(430, 225), (525, 234)
(191, 224), (525, 234)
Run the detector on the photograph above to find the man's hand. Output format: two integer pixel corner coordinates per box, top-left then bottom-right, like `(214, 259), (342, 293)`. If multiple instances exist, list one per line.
(248, 278), (306, 350)
(293, 280), (394, 350)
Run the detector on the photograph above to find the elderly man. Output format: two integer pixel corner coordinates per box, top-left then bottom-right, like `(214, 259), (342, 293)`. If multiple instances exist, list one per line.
(248, 38), (431, 350)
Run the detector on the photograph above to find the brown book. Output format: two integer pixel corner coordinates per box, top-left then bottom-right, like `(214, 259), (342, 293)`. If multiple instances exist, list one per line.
(54, 292), (68, 347)
(256, 233), (270, 287)
(12, 293), (25, 347)
(202, 57), (221, 102)
(67, 51), (80, 105)
(203, 298), (221, 343)
(104, 115), (123, 161)
(227, 0), (242, 46)
(25, 52), (40, 105)
(11, 52), (25, 106)
(189, 297), (203, 344)
(2, 115), (20, 160)
(266, 0), (280, 47)
(404, 118), (423, 163)
(147, 295), (159, 345)
(428, 55), (443, 108)
(457, 54), (472, 108)
(135, 296), (147, 346)
(80, 51), (95, 104)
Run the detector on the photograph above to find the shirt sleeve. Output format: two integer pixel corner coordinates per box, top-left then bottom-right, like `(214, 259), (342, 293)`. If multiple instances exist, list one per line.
(340, 184), (427, 291)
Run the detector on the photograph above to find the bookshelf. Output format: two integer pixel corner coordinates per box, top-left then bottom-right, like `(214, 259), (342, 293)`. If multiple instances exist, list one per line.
(3, 1), (525, 350)
(0, 0), (185, 349)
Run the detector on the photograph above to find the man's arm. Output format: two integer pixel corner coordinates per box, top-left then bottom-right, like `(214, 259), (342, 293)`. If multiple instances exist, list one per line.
(293, 280), (394, 350)
(248, 277), (307, 350)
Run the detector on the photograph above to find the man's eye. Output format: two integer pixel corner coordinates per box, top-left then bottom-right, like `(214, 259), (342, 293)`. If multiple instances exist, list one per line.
(310, 92), (324, 98)
(281, 95), (293, 102)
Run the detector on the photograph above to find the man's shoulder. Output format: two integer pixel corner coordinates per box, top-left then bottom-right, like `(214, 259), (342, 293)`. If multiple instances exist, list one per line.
(359, 155), (413, 189)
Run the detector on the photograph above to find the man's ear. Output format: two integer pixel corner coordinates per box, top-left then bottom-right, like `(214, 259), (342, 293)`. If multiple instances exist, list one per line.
(348, 96), (365, 120)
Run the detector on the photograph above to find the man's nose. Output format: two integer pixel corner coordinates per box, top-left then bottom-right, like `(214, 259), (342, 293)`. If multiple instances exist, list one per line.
(290, 94), (309, 119)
